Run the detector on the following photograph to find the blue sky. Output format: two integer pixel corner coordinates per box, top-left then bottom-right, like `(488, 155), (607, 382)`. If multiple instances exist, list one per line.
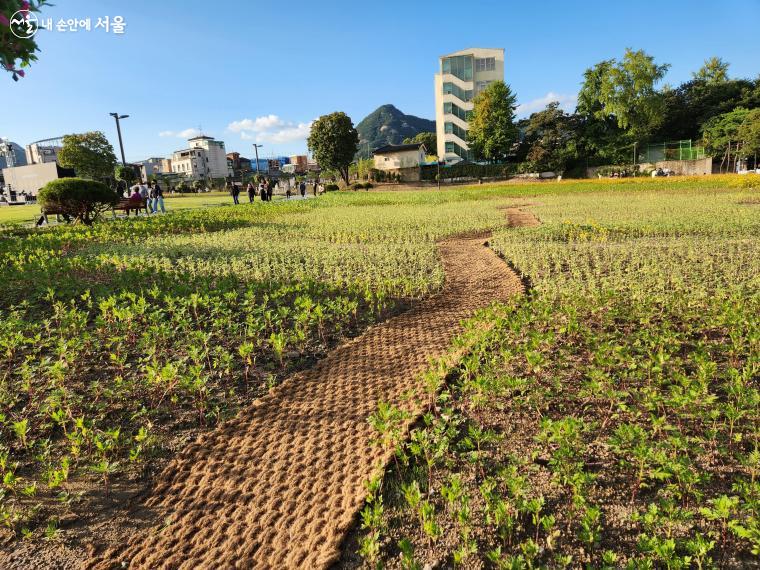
(1, 0), (758, 162)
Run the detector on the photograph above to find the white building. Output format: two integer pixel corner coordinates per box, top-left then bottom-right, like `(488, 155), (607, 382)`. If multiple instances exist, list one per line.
(434, 48), (505, 163)
(171, 147), (209, 180)
(188, 135), (232, 179)
(25, 138), (63, 165)
(372, 143), (427, 181)
(136, 157), (172, 181)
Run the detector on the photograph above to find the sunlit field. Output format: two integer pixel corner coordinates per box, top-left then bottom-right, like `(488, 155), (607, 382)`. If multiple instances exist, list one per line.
(0, 176), (757, 567)
(348, 179), (759, 568)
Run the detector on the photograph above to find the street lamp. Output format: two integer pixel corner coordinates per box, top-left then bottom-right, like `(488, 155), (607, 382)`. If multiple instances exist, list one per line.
(252, 143), (263, 176)
(109, 112), (129, 165)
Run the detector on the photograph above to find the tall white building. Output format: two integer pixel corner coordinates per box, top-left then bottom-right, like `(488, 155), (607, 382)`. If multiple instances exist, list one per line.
(434, 48), (505, 163)
(188, 135), (232, 178)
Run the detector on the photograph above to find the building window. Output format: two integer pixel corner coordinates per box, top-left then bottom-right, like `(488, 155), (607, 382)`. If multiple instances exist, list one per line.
(475, 80), (493, 93)
(443, 82), (473, 102)
(444, 122), (468, 140)
(475, 57), (496, 72)
(442, 55), (473, 81)
(443, 102), (472, 122)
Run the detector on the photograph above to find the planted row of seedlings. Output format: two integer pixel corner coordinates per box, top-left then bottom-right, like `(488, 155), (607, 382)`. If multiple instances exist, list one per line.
(352, 188), (759, 568)
(0, 192), (511, 541)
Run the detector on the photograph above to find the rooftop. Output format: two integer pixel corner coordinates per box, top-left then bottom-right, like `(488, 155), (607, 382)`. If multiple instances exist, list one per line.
(373, 143), (426, 155)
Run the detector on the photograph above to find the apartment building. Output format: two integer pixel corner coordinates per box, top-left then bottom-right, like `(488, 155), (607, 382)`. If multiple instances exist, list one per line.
(137, 157), (172, 181)
(171, 147), (209, 179)
(189, 135), (233, 178)
(434, 48), (504, 163)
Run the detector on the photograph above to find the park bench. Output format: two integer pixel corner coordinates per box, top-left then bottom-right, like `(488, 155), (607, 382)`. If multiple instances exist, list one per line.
(113, 197), (148, 216)
(35, 198), (148, 226)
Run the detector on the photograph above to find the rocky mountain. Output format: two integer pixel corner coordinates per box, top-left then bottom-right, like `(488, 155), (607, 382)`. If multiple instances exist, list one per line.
(355, 104), (435, 156)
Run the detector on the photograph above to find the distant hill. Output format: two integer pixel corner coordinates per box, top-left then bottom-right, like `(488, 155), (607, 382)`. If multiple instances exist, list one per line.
(356, 104), (435, 156)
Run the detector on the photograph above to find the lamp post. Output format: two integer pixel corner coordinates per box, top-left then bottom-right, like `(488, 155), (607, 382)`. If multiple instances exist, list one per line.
(252, 143), (263, 177)
(109, 112), (129, 165)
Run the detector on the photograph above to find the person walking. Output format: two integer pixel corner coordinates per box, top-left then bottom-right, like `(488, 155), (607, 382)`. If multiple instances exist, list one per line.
(247, 181), (255, 203)
(152, 181), (166, 214)
(266, 179), (273, 202)
(286, 182), (292, 200)
(299, 180), (306, 198)
(258, 180), (266, 202)
(230, 182), (240, 205)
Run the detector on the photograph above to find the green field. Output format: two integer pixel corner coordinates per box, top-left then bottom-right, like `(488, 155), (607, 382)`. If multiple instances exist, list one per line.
(0, 191), (240, 226)
(0, 177), (758, 566)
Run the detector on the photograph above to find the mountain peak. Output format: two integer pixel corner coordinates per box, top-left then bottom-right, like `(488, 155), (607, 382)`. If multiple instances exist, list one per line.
(356, 105), (435, 152)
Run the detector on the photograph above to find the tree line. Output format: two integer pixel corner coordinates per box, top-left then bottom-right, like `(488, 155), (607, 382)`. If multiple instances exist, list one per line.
(468, 51), (760, 175)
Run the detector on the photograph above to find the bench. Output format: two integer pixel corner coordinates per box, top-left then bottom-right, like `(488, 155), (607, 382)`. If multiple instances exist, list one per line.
(113, 198), (148, 216)
(35, 198), (149, 226)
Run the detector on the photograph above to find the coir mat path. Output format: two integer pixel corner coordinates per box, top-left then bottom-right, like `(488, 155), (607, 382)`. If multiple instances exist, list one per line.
(86, 208), (538, 570)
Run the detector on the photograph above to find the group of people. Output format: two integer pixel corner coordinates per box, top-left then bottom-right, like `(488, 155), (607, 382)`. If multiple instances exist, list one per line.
(126, 180), (165, 215)
(230, 179), (322, 204)
(232, 179), (276, 204)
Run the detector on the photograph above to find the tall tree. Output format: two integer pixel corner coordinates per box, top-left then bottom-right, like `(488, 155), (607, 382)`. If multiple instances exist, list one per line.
(657, 77), (760, 142)
(737, 108), (760, 164)
(522, 102), (578, 173)
(57, 132), (118, 182)
(307, 112), (359, 186)
(467, 81), (518, 162)
(693, 57), (730, 83)
(579, 49), (669, 144)
(701, 107), (750, 173)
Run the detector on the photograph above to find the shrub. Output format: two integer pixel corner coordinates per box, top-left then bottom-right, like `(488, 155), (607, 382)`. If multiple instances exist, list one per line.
(324, 184), (339, 192)
(38, 178), (118, 225)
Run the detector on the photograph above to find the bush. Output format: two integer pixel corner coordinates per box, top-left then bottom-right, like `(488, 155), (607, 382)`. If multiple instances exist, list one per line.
(364, 182), (373, 189)
(38, 178), (118, 225)
(324, 184), (339, 192)
(421, 162), (516, 182)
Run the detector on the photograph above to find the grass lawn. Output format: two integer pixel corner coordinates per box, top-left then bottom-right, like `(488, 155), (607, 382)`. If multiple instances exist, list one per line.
(0, 192), (237, 226)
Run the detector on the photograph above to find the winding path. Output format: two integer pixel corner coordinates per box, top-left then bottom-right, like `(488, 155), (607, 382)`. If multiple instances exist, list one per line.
(87, 209), (536, 569)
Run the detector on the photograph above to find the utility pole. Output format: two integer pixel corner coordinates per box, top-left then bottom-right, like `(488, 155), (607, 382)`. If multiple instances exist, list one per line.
(109, 112), (129, 165)
(633, 141), (637, 168)
(252, 143), (263, 177)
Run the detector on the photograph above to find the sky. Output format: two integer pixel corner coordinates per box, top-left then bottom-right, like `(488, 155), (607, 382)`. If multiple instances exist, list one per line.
(1, 0), (759, 162)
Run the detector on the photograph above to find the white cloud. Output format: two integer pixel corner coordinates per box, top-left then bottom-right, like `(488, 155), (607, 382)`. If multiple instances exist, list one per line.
(158, 128), (201, 138)
(516, 92), (577, 117)
(227, 115), (313, 146)
(228, 115), (283, 133)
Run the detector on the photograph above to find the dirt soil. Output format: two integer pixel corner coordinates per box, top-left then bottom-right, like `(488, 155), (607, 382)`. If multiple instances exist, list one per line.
(2, 209), (532, 570)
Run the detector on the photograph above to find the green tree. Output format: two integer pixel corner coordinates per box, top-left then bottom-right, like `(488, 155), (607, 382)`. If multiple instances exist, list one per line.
(701, 107), (750, 173)
(656, 77), (760, 142)
(38, 178), (118, 225)
(580, 49), (670, 141)
(307, 112), (359, 186)
(737, 108), (760, 163)
(402, 132), (437, 156)
(467, 81), (519, 162)
(693, 57), (730, 84)
(114, 164), (137, 195)
(523, 102), (578, 173)
(1, 0), (49, 81)
(57, 131), (118, 182)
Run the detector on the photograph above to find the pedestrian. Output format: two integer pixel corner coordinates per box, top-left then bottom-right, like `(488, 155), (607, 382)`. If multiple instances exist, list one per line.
(139, 181), (150, 214)
(258, 180), (266, 201)
(127, 186), (143, 216)
(299, 180), (306, 198)
(153, 181), (166, 213)
(230, 182), (240, 205)
(266, 180), (273, 202)
(312, 181), (318, 196)
(286, 183), (292, 199)
(247, 181), (255, 203)
(148, 182), (158, 214)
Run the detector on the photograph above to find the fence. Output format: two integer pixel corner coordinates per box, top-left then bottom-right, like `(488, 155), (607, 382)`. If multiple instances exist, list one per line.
(641, 140), (706, 163)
